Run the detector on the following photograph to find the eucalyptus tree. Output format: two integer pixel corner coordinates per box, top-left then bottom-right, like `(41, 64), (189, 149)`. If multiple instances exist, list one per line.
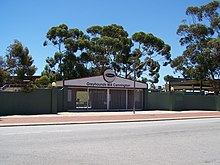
(43, 24), (71, 79)
(131, 32), (171, 83)
(86, 24), (133, 76)
(43, 24), (90, 80)
(171, 1), (220, 93)
(86, 24), (171, 83)
(44, 24), (171, 84)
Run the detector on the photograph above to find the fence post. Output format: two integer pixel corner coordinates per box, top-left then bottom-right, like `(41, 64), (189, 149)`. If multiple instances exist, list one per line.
(62, 87), (68, 111)
(143, 89), (148, 110)
(169, 92), (173, 111)
(51, 87), (58, 114)
(216, 96), (220, 111)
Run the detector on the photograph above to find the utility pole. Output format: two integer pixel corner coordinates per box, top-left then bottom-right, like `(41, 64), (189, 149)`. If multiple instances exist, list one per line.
(133, 60), (136, 114)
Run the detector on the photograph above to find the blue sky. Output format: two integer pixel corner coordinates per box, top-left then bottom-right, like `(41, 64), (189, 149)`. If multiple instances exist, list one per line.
(0, 0), (212, 85)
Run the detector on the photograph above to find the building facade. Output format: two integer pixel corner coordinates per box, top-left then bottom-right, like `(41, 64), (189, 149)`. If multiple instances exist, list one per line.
(57, 72), (148, 111)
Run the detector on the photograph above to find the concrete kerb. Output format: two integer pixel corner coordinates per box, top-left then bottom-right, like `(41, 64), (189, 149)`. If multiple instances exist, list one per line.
(1, 115), (220, 127)
(0, 110), (218, 118)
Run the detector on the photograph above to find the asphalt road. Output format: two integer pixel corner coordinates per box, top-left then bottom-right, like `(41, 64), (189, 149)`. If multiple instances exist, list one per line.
(0, 118), (220, 165)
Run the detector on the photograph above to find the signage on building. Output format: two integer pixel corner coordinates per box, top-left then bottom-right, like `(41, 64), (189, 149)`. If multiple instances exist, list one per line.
(85, 82), (131, 88)
(103, 69), (116, 83)
(58, 73), (147, 89)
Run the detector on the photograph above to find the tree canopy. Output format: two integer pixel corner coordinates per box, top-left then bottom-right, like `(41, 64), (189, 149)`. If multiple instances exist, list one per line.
(5, 40), (37, 83)
(43, 24), (171, 84)
(86, 24), (133, 76)
(171, 1), (220, 93)
(0, 56), (9, 86)
(132, 32), (171, 83)
(164, 75), (174, 83)
(0, 40), (37, 92)
(43, 24), (90, 80)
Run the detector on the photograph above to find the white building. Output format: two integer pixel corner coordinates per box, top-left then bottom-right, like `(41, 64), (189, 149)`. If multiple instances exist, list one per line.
(57, 70), (148, 111)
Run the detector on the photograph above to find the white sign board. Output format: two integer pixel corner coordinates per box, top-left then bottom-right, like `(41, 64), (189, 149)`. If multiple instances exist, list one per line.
(62, 75), (147, 89)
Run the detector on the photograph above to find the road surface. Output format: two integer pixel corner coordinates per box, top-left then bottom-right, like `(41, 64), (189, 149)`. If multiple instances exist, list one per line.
(0, 118), (220, 165)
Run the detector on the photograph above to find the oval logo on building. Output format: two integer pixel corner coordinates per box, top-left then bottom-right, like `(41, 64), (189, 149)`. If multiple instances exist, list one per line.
(103, 69), (116, 83)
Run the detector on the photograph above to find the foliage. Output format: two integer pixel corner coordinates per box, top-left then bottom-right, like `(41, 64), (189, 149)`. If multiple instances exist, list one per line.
(41, 64), (59, 82)
(5, 40), (37, 83)
(44, 24), (171, 84)
(0, 56), (10, 86)
(0, 41), (37, 92)
(86, 24), (133, 76)
(43, 24), (90, 80)
(35, 75), (50, 88)
(0, 68), (9, 86)
(164, 75), (174, 83)
(149, 83), (156, 89)
(131, 32), (171, 83)
(171, 1), (220, 93)
(22, 81), (36, 92)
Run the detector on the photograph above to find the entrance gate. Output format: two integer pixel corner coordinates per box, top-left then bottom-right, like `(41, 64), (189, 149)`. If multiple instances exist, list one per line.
(58, 74), (147, 111)
(67, 88), (143, 111)
(110, 90), (126, 109)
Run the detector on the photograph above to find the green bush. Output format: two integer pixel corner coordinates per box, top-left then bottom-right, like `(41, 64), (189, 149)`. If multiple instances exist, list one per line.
(35, 76), (50, 88)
